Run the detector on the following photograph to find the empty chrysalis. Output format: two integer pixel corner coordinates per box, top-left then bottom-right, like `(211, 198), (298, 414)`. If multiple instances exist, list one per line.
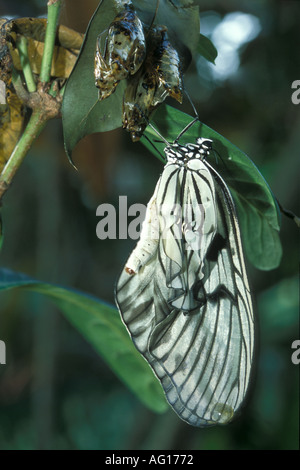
(94, 1), (146, 100)
(123, 25), (183, 141)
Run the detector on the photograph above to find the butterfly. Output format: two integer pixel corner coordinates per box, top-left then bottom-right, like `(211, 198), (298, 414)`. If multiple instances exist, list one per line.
(115, 123), (255, 427)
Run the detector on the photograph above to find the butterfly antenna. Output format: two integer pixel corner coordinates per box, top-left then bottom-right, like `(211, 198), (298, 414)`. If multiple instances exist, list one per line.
(174, 87), (200, 143)
(185, 87), (199, 120)
(148, 122), (170, 146)
(174, 117), (199, 143)
(143, 134), (166, 162)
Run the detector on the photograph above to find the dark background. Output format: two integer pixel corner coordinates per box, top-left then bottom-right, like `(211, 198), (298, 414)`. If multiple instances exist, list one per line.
(0, 0), (299, 450)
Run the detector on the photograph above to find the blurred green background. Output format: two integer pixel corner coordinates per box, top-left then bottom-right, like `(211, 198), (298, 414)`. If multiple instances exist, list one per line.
(0, 0), (299, 450)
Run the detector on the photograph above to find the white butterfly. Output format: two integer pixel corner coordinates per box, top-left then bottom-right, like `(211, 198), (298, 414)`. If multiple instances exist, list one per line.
(115, 135), (255, 427)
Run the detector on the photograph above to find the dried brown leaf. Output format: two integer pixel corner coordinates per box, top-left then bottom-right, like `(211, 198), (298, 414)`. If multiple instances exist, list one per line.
(0, 87), (25, 173)
(5, 18), (84, 50)
(10, 38), (80, 79)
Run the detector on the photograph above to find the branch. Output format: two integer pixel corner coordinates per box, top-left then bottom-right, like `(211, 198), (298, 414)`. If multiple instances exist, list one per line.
(39, 0), (62, 83)
(0, 110), (45, 197)
(16, 35), (37, 93)
(0, 83), (62, 201)
(0, 1), (63, 201)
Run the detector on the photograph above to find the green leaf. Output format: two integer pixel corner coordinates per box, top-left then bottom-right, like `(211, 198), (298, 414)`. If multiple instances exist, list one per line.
(134, 0), (201, 62)
(0, 268), (168, 414)
(198, 33), (218, 64)
(143, 105), (282, 271)
(61, 0), (125, 161)
(62, 0), (200, 160)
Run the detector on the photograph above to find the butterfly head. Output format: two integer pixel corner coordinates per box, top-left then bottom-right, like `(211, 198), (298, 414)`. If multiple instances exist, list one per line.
(164, 138), (213, 165)
(164, 142), (186, 164)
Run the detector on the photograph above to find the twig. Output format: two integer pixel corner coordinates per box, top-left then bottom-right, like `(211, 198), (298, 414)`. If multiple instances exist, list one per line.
(0, 81), (62, 200)
(16, 35), (37, 93)
(40, 0), (62, 83)
(0, 109), (46, 198)
(0, 0), (63, 201)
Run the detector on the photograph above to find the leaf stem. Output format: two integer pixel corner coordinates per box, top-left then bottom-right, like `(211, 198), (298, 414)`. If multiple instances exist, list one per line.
(17, 36), (37, 93)
(39, 0), (62, 83)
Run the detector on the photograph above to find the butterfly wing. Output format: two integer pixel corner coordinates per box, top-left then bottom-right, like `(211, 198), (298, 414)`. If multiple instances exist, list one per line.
(115, 159), (255, 427)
